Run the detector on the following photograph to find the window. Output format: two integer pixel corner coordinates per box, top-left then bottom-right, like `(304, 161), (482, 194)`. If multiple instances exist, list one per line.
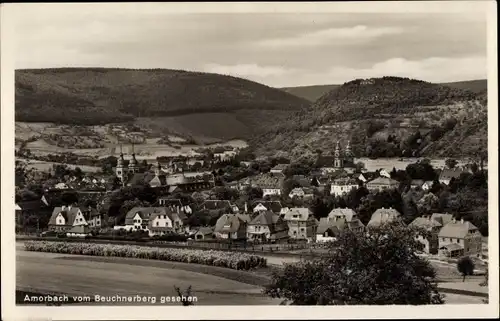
(156, 222), (159, 226)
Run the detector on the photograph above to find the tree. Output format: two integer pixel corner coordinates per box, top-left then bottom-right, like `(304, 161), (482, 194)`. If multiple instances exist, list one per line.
(445, 158), (458, 169)
(457, 256), (475, 282)
(264, 224), (444, 305)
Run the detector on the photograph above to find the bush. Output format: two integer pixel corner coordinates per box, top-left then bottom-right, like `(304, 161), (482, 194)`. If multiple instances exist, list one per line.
(24, 241), (267, 271)
(457, 256), (475, 282)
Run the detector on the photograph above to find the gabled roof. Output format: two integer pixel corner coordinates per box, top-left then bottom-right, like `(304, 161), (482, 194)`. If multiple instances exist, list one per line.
(317, 217), (341, 235)
(194, 226), (214, 235)
(214, 214), (251, 233)
(149, 175), (167, 187)
(48, 206), (83, 226)
(17, 199), (46, 211)
(439, 168), (465, 180)
(249, 211), (279, 226)
(409, 217), (442, 230)
(438, 220), (480, 239)
(124, 207), (161, 225)
(366, 177), (400, 186)
(410, 179), (425, 187)
(250, 200), (283, 213)
(431, 213), (454, 226)
(327, 208), (357, 222)
(283, 207), (312, 221)
(440, 243), (463, 251)
(367, 208), (402, 228)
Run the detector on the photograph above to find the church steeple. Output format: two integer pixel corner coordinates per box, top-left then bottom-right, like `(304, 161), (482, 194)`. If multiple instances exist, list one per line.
(128, 142), (138, 172)
(334, 140), (341, 157)
(334, 140), (344, 168)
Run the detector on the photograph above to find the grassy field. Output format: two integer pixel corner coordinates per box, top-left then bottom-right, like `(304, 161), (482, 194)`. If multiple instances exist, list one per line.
(16, 245), (280, 305)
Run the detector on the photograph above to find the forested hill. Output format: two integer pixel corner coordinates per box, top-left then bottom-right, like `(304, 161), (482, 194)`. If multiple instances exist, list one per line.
(280, 79), (487, 102)
(255, 76), (487, 160)
(15, 68), (310, 126)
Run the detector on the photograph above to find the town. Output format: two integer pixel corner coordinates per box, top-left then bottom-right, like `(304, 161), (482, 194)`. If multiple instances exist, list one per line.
(15, 140), (488, 261)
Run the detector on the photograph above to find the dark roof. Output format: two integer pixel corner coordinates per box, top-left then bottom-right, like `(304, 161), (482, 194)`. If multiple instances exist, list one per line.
(439, 220), (480, 239)
(249, 211), (279, 226)
(124, 207), (161, 225)
(317, 218), (341, 235)
(17, 200), (46, 211)
(48, 206), (83, 226)
(214, 214), (251, 234)
(202, 200), (232, 210)
(195, 227), (214, 235)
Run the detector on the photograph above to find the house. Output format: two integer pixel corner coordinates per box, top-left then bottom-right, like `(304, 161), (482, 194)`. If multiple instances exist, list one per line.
(292, 175), (312, 188)
(48, 205), (89, 232)
(439, 168), (465, 185)
(192, 227), (214, 241)
(87, 208), (103, 229)
(201, 200), (235, 213)
(283, 208), (317, 241)
(379, 169), (391, 178)
(164, 173), (216, 193)
(366, 207), (402, 228)
(409, 216), (442, 254)
(366, 177), (400, 192)
(156, 197), (192, 214)
(316, 218), (341, 243)
(326, 208), (365, 234)
(430, 213), (454, 227)
(247, 211), (289, 243)
(288, 187), (314, 199)
(422, 181), (435, 191)
(330, 177), (359, 197)
(214, 214), (251, 240)
(270, 164), (289, 174)
(120, 207), (158, 232)
(148, 209), (186, 236)
(249, 200), (283, 214)
(357, 173), (367, 183)
(251, 174), (284, 197)
(66, 225), (92, 237)
(438, 219), (483, 258)
(410, 179), (425, 189)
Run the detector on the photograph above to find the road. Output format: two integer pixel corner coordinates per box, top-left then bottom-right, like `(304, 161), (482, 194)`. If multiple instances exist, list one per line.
(16, 245), (280, 306)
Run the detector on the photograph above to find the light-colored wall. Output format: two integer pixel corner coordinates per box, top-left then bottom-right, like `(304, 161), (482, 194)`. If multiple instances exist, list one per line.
(263, 188), (281, 196)
(330, 184), (357, 197)
(247, 225), (271, 240)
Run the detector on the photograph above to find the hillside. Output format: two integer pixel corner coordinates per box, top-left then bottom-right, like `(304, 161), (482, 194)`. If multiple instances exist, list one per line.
(256, 77), (487, 160)
(280, 79), (487, 102)
(280, 84), (340, 102)
(15, 68), (310, 141)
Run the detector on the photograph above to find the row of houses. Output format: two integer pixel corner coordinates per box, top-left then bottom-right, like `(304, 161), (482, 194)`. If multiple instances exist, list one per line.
(40, 200), (482, 259)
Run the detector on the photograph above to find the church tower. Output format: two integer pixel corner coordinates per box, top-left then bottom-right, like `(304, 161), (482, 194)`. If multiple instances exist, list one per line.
(128, 143), (139, 174)
(154, 161), (162, 176)
(344, 140), (354, 165)
(334, 141), (344, 168)
(116, 144), (127, 182)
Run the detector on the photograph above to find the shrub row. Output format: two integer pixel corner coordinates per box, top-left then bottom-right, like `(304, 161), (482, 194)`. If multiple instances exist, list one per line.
(24, 241), (267, 270)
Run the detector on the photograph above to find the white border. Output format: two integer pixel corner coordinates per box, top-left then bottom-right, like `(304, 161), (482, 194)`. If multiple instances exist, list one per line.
(1, 2), (498, 320)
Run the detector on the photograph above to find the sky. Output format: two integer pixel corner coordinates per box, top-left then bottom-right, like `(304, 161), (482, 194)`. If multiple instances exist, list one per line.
(10, 3), (489, 87)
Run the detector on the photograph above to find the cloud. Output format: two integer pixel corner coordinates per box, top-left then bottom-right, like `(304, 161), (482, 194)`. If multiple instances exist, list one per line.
(257, 25), (406, 48)
(271, 56), (487, 87)
(203, 63), (295, 78)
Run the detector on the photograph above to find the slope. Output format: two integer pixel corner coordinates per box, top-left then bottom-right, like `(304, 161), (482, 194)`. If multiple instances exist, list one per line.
(280, 79), (487, 102)
(15, 68), (310, 141)
(256, 77), (487, 160)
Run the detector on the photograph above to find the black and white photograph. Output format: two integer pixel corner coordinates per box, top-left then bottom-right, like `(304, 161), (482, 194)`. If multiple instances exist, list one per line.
(1, 1), (498, 319)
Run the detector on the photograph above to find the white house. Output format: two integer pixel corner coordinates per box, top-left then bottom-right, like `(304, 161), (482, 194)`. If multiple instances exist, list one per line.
(48, 205), (89, 232)
(379, 169), (391, 178)
(330, 177), (358, 197)
(422, 181), (434, 191)
(54, 182), (69, 190)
